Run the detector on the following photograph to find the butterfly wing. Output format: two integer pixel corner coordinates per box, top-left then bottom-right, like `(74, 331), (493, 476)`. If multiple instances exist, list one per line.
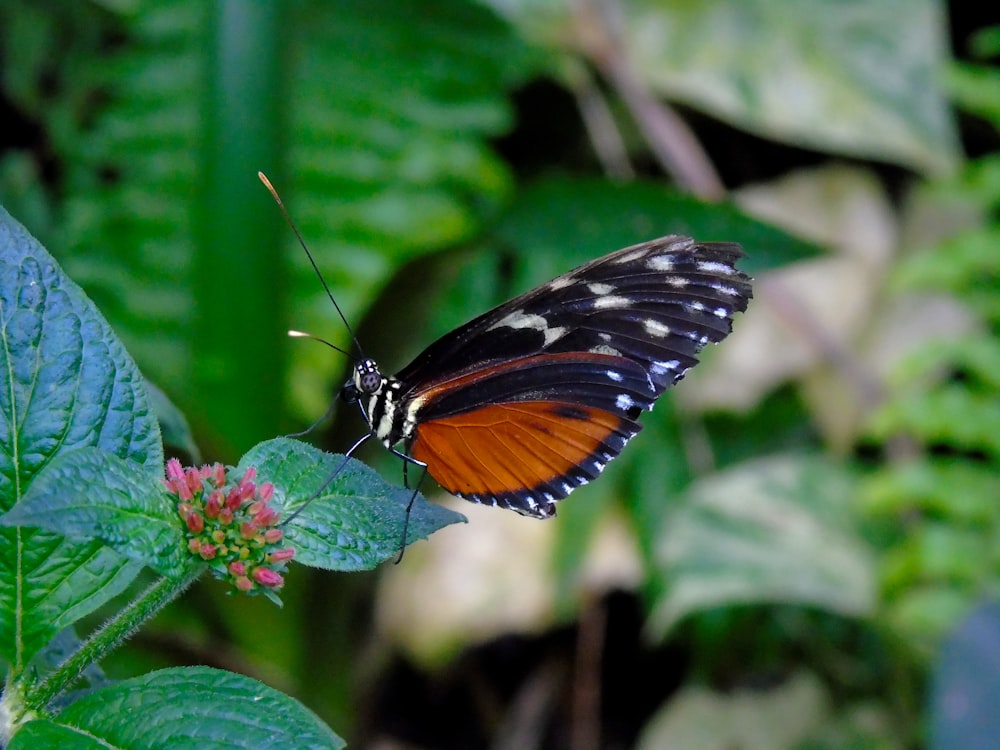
(394, 236), (753, 516)
(395, 236), (752, 397)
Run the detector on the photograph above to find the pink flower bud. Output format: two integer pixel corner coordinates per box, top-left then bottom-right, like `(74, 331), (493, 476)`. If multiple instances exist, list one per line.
(225, 487), (243, 511)
(235, 575), (254, 592)
(204, 490), (222, 519)
(252, 567), (284, 588)
(255, 506), (279, 527)
(172, 478), (193, 502)
(240, 521), (259, 540)
(184, 467), (203, 494)
(185, 511), (204, 534)
(166, 458), (185, 482)
(258, 483), (274, 502)
(263, 528), (284, 544)
(199, 544), (217, 560)
(211, 463), (226, 486)
(268, 547), (295, 562)
(228, 561), (247, 576)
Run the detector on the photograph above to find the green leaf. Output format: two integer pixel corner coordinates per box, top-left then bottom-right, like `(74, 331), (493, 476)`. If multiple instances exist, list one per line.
(495, 0), (959, 174)
(0, 204), (162, 671)
(239, 438), (465, 570)
(647, 454), (876, 638)
(0, 447), (184, 577)
(497, 177), (817, 282)
(867, 385), (1000, 461)
(637, 671), (829, 750)
(8, 666), (344, 750)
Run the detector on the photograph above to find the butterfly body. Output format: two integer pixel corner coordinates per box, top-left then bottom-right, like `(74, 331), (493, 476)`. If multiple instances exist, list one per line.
(342, 235), (752, 518)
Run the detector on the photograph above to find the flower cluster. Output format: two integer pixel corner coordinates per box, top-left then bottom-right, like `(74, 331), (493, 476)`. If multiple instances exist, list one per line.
(164, 459), (294, 599)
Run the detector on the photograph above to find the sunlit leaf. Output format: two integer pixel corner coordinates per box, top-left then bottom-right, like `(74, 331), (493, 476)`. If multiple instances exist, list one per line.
(647, 454), (876, 638)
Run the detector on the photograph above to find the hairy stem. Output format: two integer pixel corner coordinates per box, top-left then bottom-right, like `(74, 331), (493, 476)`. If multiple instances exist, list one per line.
(26, 566), (202, 713)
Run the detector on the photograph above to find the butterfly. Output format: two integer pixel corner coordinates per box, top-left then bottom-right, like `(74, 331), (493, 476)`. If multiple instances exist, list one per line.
(339, 235), (752, 518)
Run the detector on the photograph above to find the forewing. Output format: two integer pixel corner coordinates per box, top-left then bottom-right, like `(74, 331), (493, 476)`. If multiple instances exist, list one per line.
(394, 235), (752, 396)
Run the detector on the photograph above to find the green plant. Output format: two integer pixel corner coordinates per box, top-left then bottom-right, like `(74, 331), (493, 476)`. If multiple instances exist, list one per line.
(0, 205), (460, 747)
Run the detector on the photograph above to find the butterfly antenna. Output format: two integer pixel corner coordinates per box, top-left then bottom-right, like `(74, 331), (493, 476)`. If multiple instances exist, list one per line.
(258, 171), (365, 359)
(287, 329), (354, 360)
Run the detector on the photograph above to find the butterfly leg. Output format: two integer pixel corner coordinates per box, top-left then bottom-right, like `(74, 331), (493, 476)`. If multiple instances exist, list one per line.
(281, 432), (372, 526)
(388, 447), (428, 563)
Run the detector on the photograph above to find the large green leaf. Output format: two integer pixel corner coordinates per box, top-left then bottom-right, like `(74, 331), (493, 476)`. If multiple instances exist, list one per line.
(8, 666), (343, 750)
(0, 205), (161, 672)
(490, 0), (959, 174)
(239, 438), (465, 571)
(1, 447), (184, 577)
(647, 454), (876, 638)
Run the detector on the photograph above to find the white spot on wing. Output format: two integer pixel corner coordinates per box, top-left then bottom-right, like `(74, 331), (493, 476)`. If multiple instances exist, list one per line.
(697, 260), (735, 275)
(488, 309), (567, 346)
(713, 307), (729, 318)
(590, 345), (622, 356)
(606, 370), (623, 382)
(646, 254), (676, 271)
(616, 394), (635, 411)
(651, 359), (680, 375)
(643, 319), (671, 338)
(588, 282), (615, 295)
(591, 295), (632, 310)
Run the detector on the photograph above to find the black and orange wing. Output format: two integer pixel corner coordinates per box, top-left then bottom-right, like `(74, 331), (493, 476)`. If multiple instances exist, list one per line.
(406, 351), (655, 517)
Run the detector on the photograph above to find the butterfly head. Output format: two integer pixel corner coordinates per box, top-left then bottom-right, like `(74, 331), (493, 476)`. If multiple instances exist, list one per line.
(342, 357), (385, 403)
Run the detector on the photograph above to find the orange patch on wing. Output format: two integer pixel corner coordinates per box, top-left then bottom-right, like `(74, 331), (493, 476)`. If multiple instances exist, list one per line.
(410, 401), (626, 497)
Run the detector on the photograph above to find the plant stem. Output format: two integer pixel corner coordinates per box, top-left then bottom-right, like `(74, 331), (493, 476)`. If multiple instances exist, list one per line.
(26, 566), (202, 712)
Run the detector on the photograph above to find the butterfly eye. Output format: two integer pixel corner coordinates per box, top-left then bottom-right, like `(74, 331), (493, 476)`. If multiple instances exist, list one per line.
(354, 359), (383, 395)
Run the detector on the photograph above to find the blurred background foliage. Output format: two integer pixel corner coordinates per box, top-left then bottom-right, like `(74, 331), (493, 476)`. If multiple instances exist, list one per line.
(1, 0), (998, 748)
